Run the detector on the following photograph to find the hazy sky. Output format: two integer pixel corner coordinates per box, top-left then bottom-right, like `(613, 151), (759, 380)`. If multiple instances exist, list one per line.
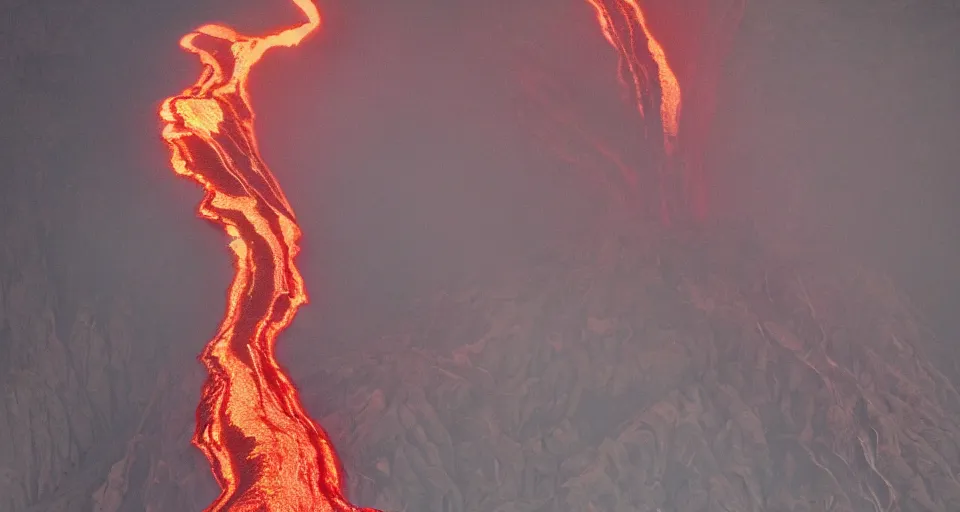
(4, 0), (959, 353)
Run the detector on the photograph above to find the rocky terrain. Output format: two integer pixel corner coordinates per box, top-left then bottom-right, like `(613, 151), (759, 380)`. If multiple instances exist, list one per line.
(4, 146), (960, 511)
(3, 159), (960, 512)
(0, 176), (160, 512)
(116, 227), (960, 512)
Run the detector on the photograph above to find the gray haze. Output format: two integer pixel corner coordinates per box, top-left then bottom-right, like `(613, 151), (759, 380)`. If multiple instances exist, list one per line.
(4, 0), (959, 359)
(713, 1), (960, 340)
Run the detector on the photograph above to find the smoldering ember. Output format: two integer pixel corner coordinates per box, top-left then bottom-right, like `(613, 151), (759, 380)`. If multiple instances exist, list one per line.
(3, 1), (960, 512)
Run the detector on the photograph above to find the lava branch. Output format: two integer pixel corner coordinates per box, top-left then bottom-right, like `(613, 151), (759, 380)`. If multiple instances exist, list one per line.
(158, 1), (376, 511)
(586, 0), (746, 227)
(586, 0), (681, 155)
(585, 0), (684, 226)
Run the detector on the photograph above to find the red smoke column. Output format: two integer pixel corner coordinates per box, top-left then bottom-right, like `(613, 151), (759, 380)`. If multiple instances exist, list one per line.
(158, 1), (379, 511)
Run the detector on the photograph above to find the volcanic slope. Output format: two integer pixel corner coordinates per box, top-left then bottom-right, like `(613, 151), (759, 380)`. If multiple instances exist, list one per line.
(124, 225), (960, 512)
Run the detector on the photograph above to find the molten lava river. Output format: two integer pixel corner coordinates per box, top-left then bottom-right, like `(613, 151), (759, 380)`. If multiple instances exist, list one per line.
(159, 1), (377, 510)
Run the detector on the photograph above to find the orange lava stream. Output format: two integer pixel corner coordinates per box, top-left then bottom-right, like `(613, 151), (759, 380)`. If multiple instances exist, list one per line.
(158, 1), (375, 511)
(584, 0), (651, 119)
(586, 0), (681, 155)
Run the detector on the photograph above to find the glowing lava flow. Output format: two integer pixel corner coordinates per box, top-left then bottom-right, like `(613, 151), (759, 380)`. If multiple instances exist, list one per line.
(158, 1), (376, 511)
(586, 0), (681, 155)
(585, 0), (745, 225)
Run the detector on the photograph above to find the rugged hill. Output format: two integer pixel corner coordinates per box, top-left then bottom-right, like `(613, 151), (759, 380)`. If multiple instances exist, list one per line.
(127, 226), (960, 512)
(4, 159), (959, 511)
(0, 176), (161, 512)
